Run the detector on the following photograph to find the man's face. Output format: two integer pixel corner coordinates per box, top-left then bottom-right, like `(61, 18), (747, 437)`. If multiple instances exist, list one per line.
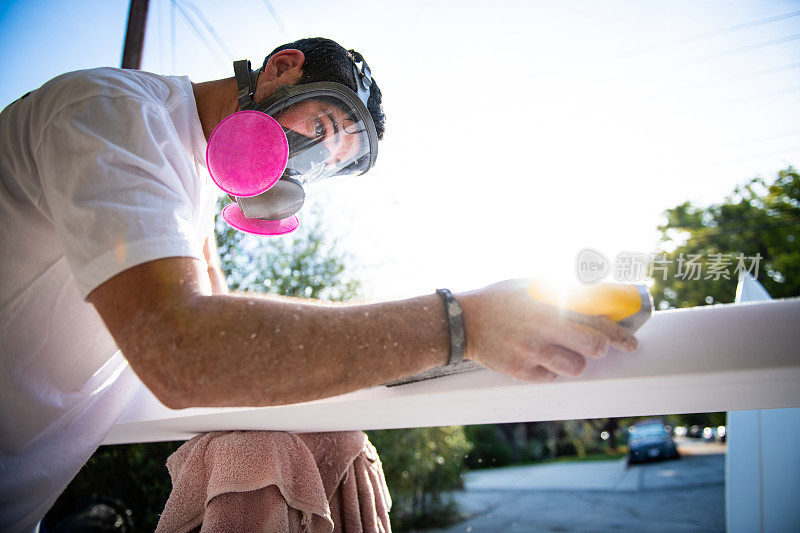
(275, 100), (363, 168)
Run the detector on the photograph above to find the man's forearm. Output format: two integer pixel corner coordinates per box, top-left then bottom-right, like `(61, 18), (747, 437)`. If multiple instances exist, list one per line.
(92, 259), (639, 412)
(128, 291), (451, 409)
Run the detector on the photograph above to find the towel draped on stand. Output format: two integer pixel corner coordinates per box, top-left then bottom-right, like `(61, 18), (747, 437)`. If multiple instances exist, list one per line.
(155, 430), (391, 533)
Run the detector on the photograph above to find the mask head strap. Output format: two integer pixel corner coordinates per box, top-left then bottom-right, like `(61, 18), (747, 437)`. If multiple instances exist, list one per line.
(239, 51), (373, 110)
(349, 50), (372, 108)
(234, 59), (260, 110)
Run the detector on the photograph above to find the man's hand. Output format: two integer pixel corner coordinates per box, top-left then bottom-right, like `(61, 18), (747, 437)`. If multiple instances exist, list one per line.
(457, 279), (639, 382)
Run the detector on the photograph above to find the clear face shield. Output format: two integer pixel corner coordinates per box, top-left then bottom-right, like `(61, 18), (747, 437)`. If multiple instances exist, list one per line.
(210, 56), (378, 235)
(274, 95), (374, 196)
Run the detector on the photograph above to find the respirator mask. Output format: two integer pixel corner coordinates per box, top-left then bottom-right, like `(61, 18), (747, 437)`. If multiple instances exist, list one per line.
(207, 52), (379, 235)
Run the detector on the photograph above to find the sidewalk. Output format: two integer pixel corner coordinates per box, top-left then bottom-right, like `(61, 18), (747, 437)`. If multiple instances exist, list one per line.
(427, 447), (726, 532)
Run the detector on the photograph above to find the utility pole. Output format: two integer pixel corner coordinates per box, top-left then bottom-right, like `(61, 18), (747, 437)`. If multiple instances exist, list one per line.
(121, 0), (150, 69)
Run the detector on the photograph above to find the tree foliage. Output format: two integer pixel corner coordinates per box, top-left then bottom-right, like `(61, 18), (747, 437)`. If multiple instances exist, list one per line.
(464, 419), (621, 470)
(366, 426), (471, 531)
(652, 167), (800, 308)
(638, 167), (800, 435)
(45, 442), (182, 531)
(215, 198), (361, 300)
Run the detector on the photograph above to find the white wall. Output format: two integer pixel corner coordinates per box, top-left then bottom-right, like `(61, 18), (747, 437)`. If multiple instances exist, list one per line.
(727, 275), (800, 532)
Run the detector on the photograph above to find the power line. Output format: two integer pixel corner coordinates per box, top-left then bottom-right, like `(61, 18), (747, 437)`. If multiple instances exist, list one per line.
(614, 32), (800, 82)
(644, 9), (800, 51)
(730, 84), (800, 102)
(178, 0), (233, 60)
(693, 62), (800, 89)
(171, 0), (229, 67)
(690, 33), (800, 63)
(259, 0), (286, 35)
(742, 130), (800, 144)
(531, 11), (800, 82)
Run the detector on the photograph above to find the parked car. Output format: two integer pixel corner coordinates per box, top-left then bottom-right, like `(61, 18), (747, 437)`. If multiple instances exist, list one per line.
(627, 422), (680, 464)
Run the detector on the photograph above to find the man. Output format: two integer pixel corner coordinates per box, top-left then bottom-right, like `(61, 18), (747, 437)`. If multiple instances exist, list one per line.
(0, 37), (637, 531)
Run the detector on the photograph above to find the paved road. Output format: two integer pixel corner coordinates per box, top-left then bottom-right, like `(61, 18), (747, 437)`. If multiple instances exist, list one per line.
(427, 441), (725, 532)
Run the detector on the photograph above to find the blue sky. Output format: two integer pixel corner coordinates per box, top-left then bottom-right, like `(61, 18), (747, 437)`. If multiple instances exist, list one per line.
(2, 0), (798, 298)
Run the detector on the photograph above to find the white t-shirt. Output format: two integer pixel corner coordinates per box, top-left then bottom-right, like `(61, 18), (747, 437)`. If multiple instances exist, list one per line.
(0, 67), (218, 532)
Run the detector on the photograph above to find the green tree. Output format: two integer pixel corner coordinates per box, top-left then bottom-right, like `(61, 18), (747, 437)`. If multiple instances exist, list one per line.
(215, 198), (361, 300)
(463, 424), (515, 469)
(464, 420), (617, 469)
(366, 426), (472, 531)
(645, 166), (800, 434)
(45, 441), (182, 531)
(652, 166), (800, 309)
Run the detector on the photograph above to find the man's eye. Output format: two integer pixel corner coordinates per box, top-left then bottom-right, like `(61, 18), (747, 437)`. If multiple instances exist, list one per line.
(315, 121), (326, 138)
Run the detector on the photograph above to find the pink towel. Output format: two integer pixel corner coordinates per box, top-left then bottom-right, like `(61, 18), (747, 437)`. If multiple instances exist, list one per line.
(155, 431), (391, 533)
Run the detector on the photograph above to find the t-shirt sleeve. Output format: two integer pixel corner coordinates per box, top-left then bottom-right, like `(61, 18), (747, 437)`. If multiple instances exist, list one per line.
(36, 95), (206, 298)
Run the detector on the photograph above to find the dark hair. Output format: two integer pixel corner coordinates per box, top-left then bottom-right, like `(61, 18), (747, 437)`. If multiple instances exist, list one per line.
(264, 37), (385, 140)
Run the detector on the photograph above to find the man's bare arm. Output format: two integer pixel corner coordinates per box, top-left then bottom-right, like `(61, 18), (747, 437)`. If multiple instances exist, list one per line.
(88, 259), (637, 410)
(88, 257), (451, 408)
